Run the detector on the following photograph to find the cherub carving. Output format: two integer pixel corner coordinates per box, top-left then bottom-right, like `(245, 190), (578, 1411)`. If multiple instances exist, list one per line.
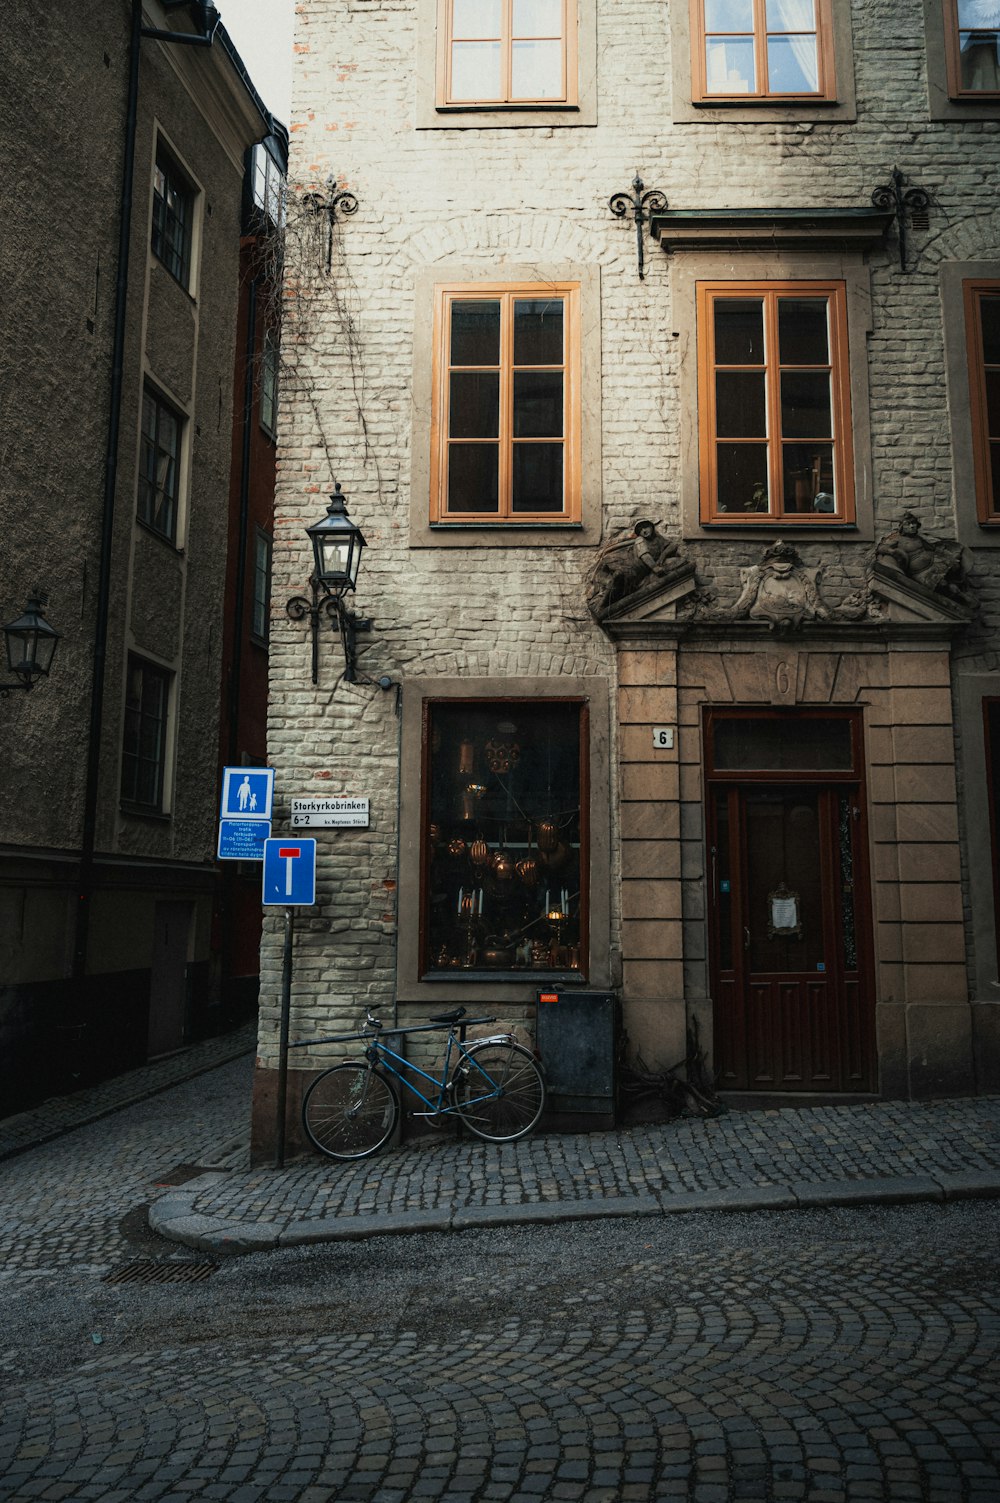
(586, 519), (683, 618)
(874, 511), (974, 609)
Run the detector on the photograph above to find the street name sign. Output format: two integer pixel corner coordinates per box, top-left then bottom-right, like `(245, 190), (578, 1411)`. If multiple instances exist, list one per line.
(262, 838), (316, 906)
(218, 818), (271, 861)
(290, 796), (370, 829)
(220, 766), (274, 821)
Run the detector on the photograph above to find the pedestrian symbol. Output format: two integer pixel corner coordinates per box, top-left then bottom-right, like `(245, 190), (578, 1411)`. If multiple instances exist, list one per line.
(262, 838), (316, 907)
(220, 766), (274, 821)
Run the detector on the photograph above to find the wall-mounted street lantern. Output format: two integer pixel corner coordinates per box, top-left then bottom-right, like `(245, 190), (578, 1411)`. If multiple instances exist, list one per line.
(286, 484), (372, 685)
(1, 593), (60, 699)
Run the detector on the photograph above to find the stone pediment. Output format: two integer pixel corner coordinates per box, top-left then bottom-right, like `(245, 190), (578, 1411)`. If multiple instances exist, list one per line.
(870, 561), (976, 625)
(597, 562), (699, 625)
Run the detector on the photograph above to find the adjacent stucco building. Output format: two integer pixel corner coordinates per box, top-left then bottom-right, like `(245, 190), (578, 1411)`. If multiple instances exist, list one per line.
(0, 1), (278, 1109)
(256, 0), (1000, 1155)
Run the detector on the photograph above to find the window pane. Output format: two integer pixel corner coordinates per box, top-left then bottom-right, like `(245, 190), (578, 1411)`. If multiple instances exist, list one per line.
(781, 443), (835, 512)
(778, 299), (829, 364)
(511, 39), (563, 97)
(452, 0), (501, 37)
(706, 37), (755, 90)
(766, 0), (814, 28)
(423, 700), (584, 974)
(513, 299), (564, 364)
(447, 444), (499, 512)
(987, 368), (1000, 434)
(513, 0), (563, 37)
(716, 371), (767, 437)
(450, 301), (501, 366)
(714, 300), (764, 364)
(958, 32), (1000, 89)
(449, 371), (500, 438)
(513, 371), (563, 436)
(981, 296), (1000, 364)
(716, 442), (770, 513)
(780, 371), (832, 438)
(512, 443), (563, 511)
(705, 0), (753, 28)
(451, 40), (502, 98)
(992, 443), (1000, 505)
(767, 34), (819, 91)
(714, 716), (853, 770)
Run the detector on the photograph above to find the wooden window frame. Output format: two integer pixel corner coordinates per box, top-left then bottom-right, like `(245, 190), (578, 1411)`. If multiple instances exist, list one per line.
(137, 385), (184, 545)
(965, 279), (1000, 523)
(251, 530), (273, 646)
(151, 147), (193, 288)
(430, 280), (581, 526)
(259, 327), (279, 440)
(121, 655), (172, 814)
(691, 0), (836, 103)
(436, 0), (578, 108)
(697, 279), (855, 527)
(943, 0), (1000, 98)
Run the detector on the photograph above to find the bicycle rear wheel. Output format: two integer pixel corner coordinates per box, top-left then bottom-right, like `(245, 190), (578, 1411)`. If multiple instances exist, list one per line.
(302, 1062), (400, 1160)
(452, 1041), (545, 1143)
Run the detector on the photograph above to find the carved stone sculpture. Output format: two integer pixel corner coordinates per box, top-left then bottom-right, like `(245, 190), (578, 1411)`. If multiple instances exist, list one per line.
(586, 519), (684, 618)
(732, 541), (830, 630)
(873, 511), (974, 609)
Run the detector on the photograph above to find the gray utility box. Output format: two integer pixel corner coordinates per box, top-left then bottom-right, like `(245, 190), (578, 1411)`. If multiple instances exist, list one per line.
(535, 989), (620, 1128)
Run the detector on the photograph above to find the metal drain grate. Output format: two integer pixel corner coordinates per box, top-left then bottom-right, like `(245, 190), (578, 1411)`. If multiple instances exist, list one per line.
(103, 1259), (219, 1285)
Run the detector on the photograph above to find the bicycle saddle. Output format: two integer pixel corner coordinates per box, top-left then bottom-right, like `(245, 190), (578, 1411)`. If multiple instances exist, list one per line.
(427, 1007), (467, 1024)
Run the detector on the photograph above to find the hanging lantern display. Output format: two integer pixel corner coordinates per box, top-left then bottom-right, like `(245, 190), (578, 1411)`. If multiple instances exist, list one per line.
(485, 739), (520, 775)
(458, 741), (475, 776)
(516, 857), (538, 886)
(428, 823), (441, 846)
(448, 837), (467, 858)
(536, 819), (558, 852)
(471, 838), (490, 866)
(491, 851), (515, 881)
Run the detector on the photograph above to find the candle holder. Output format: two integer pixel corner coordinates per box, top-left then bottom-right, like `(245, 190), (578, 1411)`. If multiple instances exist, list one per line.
(546, 908), (567, 966)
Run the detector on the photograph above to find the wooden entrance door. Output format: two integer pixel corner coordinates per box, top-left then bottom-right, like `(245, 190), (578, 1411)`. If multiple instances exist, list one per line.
(706, 712), (875, 1092)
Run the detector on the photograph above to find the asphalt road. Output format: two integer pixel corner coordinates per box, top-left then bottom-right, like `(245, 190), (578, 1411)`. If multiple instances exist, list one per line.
(1, 1060), (998, 1501)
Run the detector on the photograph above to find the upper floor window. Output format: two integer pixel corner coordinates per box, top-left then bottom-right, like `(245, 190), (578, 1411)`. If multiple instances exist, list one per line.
(151, 149), (193, 287)
(251, 531), (273, 644)
(966, 281), (1000, 521)
(138, 387), (183, 544)
(945, 0), (1000, 94)
(697, 281), (855, 524)
(437, 0), (578, 105)
(251, 142), (287, 227)
(260, 328), (279, 438)
(121, 656), (171, 813)
(692, 0), (835, 101)
(430, 281), (580, 524)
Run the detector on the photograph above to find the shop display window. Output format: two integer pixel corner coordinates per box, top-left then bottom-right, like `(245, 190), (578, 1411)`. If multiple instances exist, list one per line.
(421, 698), (587, 975)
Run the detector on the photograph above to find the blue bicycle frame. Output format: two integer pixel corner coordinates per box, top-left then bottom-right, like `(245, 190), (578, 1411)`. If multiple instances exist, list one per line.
(364, 1022), (511, 1118)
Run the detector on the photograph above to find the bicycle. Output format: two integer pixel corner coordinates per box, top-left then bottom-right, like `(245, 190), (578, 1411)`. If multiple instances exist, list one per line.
(300, 1007), (546, 1161)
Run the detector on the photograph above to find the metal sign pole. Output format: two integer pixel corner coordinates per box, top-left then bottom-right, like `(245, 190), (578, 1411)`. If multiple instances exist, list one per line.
(275, 906), (294, 1169)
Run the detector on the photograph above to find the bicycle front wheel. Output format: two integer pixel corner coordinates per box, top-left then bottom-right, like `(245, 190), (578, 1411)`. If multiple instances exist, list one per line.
(453, 1041), (545, 1143)
(302, 1062), (400, 1160)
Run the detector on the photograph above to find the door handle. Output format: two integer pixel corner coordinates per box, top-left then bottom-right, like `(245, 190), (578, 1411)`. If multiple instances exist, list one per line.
(743, 926), (750, 951)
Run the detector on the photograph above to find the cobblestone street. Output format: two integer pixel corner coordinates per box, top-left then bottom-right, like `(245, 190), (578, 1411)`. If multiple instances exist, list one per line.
(1, 1052), (998, 1501)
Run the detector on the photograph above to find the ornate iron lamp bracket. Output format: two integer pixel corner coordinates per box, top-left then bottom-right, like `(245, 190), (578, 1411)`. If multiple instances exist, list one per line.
(871, 169), (930, 273)
(302, 178), (359, 272)
(286, 577), (372, 686)
(609, 175), (668, 281)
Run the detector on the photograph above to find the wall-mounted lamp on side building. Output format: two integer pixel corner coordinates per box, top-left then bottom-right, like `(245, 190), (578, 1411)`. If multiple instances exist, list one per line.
(1, 593), (60, 699)
(286, 483), (372, 685)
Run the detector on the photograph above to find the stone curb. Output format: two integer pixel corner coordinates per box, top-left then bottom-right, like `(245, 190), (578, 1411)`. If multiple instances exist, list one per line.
(147, 1171), (1000, 1255)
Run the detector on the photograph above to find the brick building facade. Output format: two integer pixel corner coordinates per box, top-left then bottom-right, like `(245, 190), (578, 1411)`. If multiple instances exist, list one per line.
(256, 0), (1000, 1154)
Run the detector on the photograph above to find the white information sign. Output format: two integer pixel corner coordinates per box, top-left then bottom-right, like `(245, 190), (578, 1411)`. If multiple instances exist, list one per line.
(290, 797), (370, 829)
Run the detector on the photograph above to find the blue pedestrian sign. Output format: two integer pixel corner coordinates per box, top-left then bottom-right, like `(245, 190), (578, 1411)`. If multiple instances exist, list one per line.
(218, 819), (271, 862)
(221, 766), (274, 821)
(262, 838), (316, 907)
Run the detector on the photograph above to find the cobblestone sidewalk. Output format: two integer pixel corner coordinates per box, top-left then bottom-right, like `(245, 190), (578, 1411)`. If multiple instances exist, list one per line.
(0, 1021), (256, 1162)
(151, 1092), (1000, 1254)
